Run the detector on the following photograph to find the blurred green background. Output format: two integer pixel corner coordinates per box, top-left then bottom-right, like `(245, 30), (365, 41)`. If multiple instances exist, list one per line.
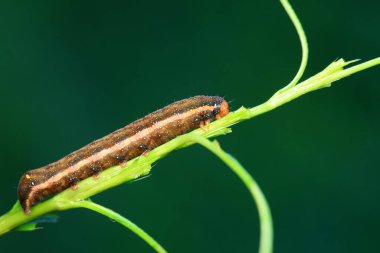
(0, 0), (379, 252)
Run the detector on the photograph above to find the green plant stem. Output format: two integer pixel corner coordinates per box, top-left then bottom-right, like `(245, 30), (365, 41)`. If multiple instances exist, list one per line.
(70, 200), (167, 253)
(0, 57), (378, 236)
(276, 0), (308, 92)
(185, 134), (273, 253)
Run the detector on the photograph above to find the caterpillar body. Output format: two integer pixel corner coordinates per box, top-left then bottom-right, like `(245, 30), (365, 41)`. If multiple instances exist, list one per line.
(17, 96), (229, 214)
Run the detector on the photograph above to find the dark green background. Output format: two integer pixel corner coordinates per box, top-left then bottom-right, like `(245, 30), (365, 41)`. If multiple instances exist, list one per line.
(0, 1), (379, 252)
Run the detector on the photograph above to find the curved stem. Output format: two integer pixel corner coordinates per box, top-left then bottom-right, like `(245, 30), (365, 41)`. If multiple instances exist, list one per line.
(276, 0), (309, 93)
(185, 134), (273, 253)
(71, 200), (167, 253)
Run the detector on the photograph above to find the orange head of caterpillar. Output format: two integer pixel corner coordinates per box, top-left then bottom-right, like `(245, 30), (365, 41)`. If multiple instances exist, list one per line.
(215, 100), (230, 119)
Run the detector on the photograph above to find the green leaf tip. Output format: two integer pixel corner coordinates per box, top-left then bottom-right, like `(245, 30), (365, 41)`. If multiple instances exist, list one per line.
(16, 214), (59, 232)
(16, 223), (41, 232)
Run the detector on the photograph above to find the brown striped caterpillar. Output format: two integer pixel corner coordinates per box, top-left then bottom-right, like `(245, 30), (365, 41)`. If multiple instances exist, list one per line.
(18, 96), (229, 214)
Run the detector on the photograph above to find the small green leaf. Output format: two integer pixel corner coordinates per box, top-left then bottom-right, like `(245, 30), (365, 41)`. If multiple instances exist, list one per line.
(16, 223), (40, 232)
(16, 214), (59, 232)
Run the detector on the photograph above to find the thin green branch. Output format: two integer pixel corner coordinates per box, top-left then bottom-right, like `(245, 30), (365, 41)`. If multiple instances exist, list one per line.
(275, 0), (309, 93)
(71, 200), (167, 253)
(322, 57), (380, 81)
(184, 134), (273, 253)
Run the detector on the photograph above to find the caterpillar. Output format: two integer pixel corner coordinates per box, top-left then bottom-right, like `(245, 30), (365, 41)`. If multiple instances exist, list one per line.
(17, 95), (229, 214)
